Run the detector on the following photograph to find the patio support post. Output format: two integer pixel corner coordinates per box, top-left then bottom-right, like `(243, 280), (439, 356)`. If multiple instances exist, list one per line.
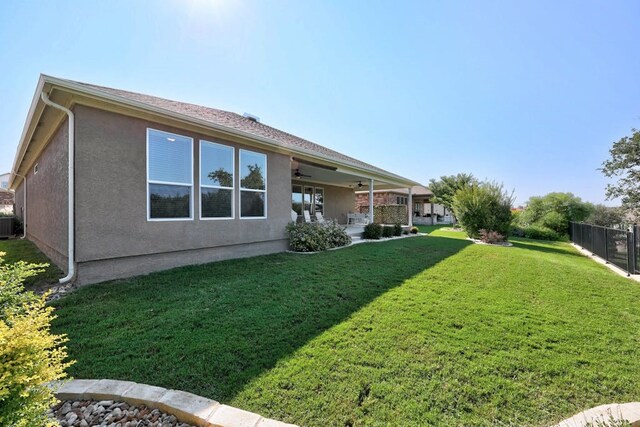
(408, 187), (413, 226)
(430, 202), (435, 225)
(369, 179), (374, 224)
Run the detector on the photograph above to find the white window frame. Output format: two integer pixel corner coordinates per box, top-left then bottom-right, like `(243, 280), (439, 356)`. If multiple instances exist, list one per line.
(239, 149), (267, 219)
(199, 140), (235, 220)
(146, 128), (194, 222)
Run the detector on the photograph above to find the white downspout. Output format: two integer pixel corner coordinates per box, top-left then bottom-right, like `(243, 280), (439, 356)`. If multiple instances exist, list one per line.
(11, 170), (27, 239)
(40, 92), (75, 284)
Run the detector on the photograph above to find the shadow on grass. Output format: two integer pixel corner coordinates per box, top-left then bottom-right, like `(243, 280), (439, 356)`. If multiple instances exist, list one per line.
(510, 238), (585, 259)
(51, 235), (471, 403)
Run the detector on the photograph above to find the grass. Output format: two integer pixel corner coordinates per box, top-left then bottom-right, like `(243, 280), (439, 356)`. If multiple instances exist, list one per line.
(0, 238), (63, 287)
(3, 232), (639, 426)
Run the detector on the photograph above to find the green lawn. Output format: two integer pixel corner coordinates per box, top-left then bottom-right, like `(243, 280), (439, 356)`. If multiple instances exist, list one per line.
(0, 238), (63, 287)
(7, 231), (638, 426)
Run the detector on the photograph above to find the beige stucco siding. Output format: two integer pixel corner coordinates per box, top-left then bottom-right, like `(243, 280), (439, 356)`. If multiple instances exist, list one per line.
(14, 120), (69, 271)
(323, 186), (355, 224)
(74, 105), (290, 264)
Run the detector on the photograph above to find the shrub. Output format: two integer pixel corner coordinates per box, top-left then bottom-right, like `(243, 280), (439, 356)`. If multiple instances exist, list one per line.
(323, 221), (352, 248)
(363, 223), (382, 240)
(452, 182), (513, 239)
(382, 226), (394, 238)
(540, 211), (568, 234)
(517, 225), (562, 241)
(478, 229), (506, 244)
(410, 226), (419, 234)
(393, 223), (402, 236)
(13, 218), (23, 236)
(0, 253), (73, 427)
(286, 221), (351, 252)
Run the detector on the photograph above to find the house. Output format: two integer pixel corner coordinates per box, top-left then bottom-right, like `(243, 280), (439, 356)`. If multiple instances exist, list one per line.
(355, 185), (453, 225)
(9, 75), (419, 285)
(0, 172), (9, 189)
(0, 173), (14, 215)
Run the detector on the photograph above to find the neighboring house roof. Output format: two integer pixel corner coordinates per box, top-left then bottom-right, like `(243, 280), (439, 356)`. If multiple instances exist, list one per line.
(356, 185), (433, 197)
(10, 75), (418, 189)
(0, 189), (14, 205)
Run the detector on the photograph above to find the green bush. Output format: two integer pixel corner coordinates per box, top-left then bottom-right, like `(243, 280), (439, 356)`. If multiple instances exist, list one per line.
(452, 182), (513, 239)
(410, 226), (419, 234)
(363, 223), (382, 240)
(286, 221), (351, 252)
(393, 223), (402, 236)
(515, 225), (562, 241)
(540, 211), (568, 234)
(0, 253), (73, 427)
(382, 226), (394, 238)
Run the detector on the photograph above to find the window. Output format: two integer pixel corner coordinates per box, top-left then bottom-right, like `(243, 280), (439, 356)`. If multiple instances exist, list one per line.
(0, 180), (7, 189)
(314, 187), (324, 214)
(291, 184), (303, 215)
(304, 186), (313, 213)
(200, 140), (234, 219)
(240, 149), (267, 218)
(147, 129), (193, 220)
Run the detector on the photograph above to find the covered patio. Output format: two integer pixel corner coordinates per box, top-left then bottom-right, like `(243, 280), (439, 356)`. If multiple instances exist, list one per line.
(289, 157), (419, 227)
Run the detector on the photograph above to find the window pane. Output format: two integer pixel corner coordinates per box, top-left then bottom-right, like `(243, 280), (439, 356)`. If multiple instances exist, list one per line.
(241, 191), (265, 217)
(304, 186), (313, 213)
(202, 188), (232, 218)
(314, 188), (324, 214)
(148, 130), (192, 184)
(292, 185), (302, 215)
(149, 183), (190, 218)
(240, 151), (266, 190)
(201, 142), (233, 187)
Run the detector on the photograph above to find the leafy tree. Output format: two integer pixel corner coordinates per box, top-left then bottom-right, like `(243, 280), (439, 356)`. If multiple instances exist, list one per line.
(240, 164), (265, 190)
(586, 204), (624, 227)
(207, 168), (233, 187)
(452, 182), (513, 239)
(601, 129), (640, 217)
(517, 192), (593, 235)
(428, 173), (478, 220)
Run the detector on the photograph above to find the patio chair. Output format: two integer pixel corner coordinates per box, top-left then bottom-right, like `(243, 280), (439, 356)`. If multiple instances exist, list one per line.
(315, 212), (326, 223)
(303, 210), (312, 223)
(291, 210), (298, 223)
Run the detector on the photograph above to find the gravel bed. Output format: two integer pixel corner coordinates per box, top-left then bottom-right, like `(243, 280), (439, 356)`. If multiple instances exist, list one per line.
(49, 399), (197, 427)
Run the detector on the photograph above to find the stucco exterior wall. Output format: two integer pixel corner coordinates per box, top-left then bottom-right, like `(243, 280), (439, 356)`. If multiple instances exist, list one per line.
(73, 106), (291, 272)
(17, 120), (69, 272)
(323, 185), (354, 224)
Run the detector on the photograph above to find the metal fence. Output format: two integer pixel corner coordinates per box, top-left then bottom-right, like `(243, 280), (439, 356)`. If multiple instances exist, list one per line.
(570, 222), (638, 275)
(0, 216), (14, 238)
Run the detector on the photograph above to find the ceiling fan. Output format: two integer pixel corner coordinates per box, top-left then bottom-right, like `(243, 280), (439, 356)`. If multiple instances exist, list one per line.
(294, 168), (311, 179)
(355, 181), (365, 188)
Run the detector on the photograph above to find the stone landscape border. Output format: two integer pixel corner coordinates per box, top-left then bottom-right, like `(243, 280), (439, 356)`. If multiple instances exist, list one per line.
(553, 402), (640, 427)
(52, 379), (297, 427)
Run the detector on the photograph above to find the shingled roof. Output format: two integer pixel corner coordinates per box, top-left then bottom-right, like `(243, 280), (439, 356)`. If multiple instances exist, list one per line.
(61, 78), (395, 177)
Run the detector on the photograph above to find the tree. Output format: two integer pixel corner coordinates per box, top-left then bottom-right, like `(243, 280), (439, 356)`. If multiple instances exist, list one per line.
(240, 164), (265, 190)
(601, 129), (640, 218)
(586, 204), (624, 228)
(207, 168), (233, 187)
(452, 182), (513, 239)
(428, 173), (478, 220)
(517, 192), (593, 235)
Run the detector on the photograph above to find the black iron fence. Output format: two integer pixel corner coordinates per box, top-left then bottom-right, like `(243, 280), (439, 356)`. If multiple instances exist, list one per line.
(570, 222), (638, 275)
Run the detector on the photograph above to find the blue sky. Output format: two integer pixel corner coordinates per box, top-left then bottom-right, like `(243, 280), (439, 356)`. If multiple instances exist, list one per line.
(1, 0), (638, 205)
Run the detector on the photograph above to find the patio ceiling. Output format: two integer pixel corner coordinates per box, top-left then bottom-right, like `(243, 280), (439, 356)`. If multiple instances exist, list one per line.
(291, 159), (411, 191)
